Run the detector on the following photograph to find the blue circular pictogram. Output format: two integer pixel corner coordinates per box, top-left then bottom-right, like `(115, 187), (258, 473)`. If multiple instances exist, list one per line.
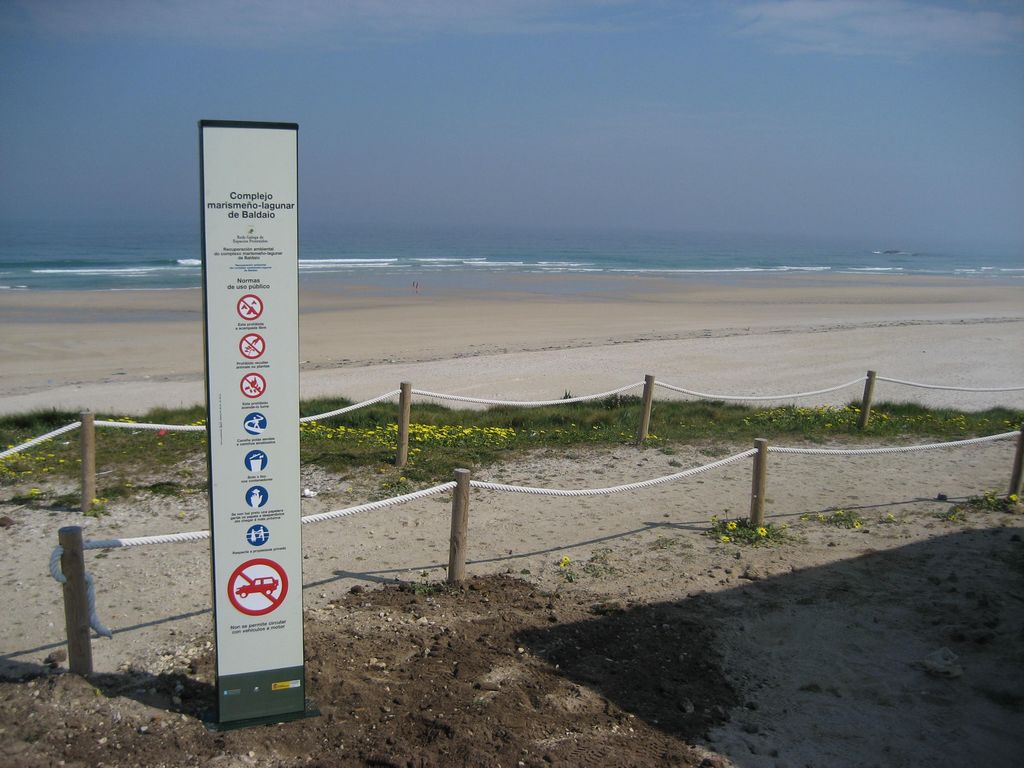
(244, 449), (268, 473)
(245, 485), (269, 509)
(246, 524), (270, 547)
(243, 412), (268, 436)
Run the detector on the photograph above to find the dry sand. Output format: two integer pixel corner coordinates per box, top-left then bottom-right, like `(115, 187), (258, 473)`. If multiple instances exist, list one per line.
(1, 273), (1023, 766)
(1, 273), (1022, 414)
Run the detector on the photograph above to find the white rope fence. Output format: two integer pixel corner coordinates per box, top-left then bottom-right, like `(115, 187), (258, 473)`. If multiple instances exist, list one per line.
(411, 382), (644, 407)
(14, 362), (1016, 673)
(0, 421), (82, 459)
(81, 529), (211, 549)
(469, 449), (756, 497)
(44, 423), (1023, 672)
(876, 376), (1024, 393)
(40, 450), (759, 640)
(94, 420), (206, 433)
(300, 481), (457, 524)
(46, 482), (460, 639)
(767, 431), (1019, 456)
(5, 370), (1023, 458)
(300, 390), (403, 423)
(654, 377), (866, 402)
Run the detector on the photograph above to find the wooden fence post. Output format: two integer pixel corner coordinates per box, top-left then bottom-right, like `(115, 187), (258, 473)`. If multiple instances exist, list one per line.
(58, 526), (93, 675)
(636, 374), (656, 444)
(857, 370), (876, 430)
(396, 381), (412, 468)
(447, 469), (471, 585)
(749, 438), (768, 527)
(1009, 422), (1024, 502)
(80, 411), (96, 515)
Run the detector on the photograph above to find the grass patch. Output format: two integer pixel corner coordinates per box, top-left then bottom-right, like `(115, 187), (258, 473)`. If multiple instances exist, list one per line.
(2, 399), (1020, 493)
(741, 402), (1021, 440)
(142, 481), (196, 497)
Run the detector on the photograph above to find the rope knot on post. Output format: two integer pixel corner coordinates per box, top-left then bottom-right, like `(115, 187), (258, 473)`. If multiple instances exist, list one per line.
(51, 531), (114, 668)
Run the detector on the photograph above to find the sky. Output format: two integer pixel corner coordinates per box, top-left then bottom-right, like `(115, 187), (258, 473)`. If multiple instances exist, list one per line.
(1, 0), (1023, 250)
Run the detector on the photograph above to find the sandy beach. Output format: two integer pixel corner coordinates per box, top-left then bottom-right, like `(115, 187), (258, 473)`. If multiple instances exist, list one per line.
(2, 272), (1023, 766)
(1, 273), (1022, 415)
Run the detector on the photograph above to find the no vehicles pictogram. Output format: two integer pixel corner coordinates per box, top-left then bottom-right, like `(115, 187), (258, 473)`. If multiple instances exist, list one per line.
(228, 558), (288, 616)
(239, 333), (266, 359)
(240, 373), (267, 399)
(236, 294), (264, 321)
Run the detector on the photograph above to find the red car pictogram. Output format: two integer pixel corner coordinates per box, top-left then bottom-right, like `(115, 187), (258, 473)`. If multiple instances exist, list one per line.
(235, 576), (279, 599)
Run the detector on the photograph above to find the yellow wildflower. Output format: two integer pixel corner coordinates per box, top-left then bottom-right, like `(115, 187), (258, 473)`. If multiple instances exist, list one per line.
(719, 535), (731, 543)
(558, 555), (571, 569)
(757, 527), (768, 537)
(726, 521), (738, 531)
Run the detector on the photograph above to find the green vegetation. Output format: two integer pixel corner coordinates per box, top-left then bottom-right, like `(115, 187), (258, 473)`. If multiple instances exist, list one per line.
(940, 490), (1021, 522)
(801, 508), (865, 529)
(1, 399), (1021, 493)
(706, 515), (788, 545)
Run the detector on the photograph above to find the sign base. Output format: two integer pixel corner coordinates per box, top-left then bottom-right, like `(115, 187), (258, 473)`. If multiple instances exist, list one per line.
(205, 699), (320, 732)
(215, 665), (311, 725)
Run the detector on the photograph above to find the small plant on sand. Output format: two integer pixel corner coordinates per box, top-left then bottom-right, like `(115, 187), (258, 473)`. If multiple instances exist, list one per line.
(9, 487), (45, 505)
(802, 509), (864, 529)
(650, 534), (679, 550)
(83, 497), (109, 518)
(398, 573), (445, 596)
(942, 490), (1019, 521)
(936, 507), (967, 523)
(707, 515), (786, 545)
(557, 554), (577, 582)
(580, 548), (619, 578)
(371, 475), (415, 500)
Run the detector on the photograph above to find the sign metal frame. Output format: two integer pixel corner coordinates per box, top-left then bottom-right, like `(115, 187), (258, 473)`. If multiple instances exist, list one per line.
(199, 119), (312, 728)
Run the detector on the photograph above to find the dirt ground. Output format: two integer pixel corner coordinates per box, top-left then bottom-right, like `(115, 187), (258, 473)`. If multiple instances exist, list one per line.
(2, 441), (1023, 767)
(1, 573), (740, 768)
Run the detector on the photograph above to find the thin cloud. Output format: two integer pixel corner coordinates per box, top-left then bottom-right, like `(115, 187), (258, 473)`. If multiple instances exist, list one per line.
(732, 0), (1024, 57)
(0, 0), (655, 47)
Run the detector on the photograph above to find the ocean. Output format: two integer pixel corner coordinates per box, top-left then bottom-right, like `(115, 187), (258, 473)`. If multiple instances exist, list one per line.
(1, 221), (1020, 292)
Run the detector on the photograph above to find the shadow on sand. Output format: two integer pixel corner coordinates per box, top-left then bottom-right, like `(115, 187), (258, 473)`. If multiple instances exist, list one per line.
(516, 525), (1024, 767)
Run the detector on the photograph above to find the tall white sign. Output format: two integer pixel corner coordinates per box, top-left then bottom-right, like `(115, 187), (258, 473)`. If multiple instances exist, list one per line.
(199, 120), (305, 725)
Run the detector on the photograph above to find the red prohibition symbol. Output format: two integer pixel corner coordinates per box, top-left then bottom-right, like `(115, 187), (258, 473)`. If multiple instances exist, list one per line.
(239, 333), (266, 359)
(228, 558), (288, 616)
(236, 294), (264, 321)
(240, 373), (267, 399)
